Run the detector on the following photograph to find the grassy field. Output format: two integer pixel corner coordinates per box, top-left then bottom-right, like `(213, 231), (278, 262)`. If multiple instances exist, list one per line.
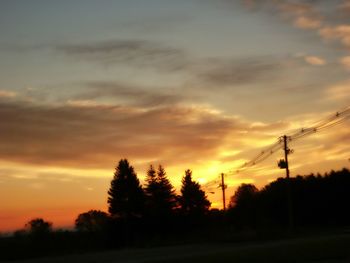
(4, 233), (350, 263)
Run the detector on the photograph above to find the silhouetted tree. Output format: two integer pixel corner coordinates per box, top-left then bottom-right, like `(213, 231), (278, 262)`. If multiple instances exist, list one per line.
(145, 165), (177, 217)
(254, 168), (350, 228)
(144, 165), (177, 235)
(107, 159), (145, 219)
(156, 165), (177, 213)
(75, 210), (110, 233)
(228, 184), (258, 228)
(25, 218), (52, 236)
(179, 169), (210, 216)
(145, 164), (157, 201)
(229, 183), (258, 208)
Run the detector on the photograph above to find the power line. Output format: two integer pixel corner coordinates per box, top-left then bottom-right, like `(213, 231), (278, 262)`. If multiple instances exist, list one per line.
(223, 106), (349, 230)
(201, 106), (350, 211)
(227, 106), (350, 176)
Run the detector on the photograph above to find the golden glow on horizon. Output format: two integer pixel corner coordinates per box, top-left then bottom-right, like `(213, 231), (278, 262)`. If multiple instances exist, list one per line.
(1, 119), (349, 232)
(1, 0), (350, 233)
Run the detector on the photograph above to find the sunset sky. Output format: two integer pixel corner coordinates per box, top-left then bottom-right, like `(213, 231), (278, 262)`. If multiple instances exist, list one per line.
(1, 0), (349, 232)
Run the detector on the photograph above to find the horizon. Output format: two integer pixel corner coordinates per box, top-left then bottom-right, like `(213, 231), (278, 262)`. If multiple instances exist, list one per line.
(1, 166), (350, 234)
(1, 0), (349, 232)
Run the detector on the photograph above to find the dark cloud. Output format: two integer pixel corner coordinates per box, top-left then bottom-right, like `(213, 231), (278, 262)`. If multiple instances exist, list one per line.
(3, 37), (293, 89)
(338, 1), (350, 15)
(55, 40), (189, 72)
(195, 56), (281, 86)
(76, 81), (187, 107)
(218, 0), (331, 30)
(0, 99), (243, 169)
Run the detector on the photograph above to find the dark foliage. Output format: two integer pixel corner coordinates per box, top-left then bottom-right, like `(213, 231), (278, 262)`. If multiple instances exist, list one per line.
(227, 168), (350, 229)
(107, 159), (145, 219)
(145, 165), (177, 218)
(75, 210), (110, 233)
(179, 169), (211, 216)
(2, 166), (350, 261)
(25, 218), (52, 237)
(227, 184), (259, 228)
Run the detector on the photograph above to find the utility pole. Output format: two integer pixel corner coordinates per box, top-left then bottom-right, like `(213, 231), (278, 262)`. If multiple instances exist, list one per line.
(282, 135), (293, 233)
(220, 173), (227, 211)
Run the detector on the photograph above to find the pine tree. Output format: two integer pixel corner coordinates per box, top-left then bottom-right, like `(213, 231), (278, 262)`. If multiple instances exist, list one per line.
(155, 165), (177, 215)
(144, 164), (177, 218)
(179, 169), (211, 216)
(145, 165), (157, 198)
(107, 159), (145, 219)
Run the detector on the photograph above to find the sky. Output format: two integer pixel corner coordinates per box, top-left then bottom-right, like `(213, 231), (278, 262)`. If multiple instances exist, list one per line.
(0, 0), (349, 232)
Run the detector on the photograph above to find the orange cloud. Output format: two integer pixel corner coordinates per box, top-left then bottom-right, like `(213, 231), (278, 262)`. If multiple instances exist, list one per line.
(0, 90), (16, 98)
(338, 0), (350, 14)
(293, 16), (322, 29)
(319, 24), (350, 48)
(278, 2), (322, 30)
(340, 56), (350, 70)
(0, 99), (245, 169)
(245, 1), (323, 30)
(304, 56), (326, 66)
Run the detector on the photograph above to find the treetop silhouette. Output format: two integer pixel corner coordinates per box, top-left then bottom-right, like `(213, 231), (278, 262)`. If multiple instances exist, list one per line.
(145, 164), (177, 218)
(179, 169), (211, 215)
(25, 218), (52, 237)
(107, 159), (145, 219)
(75, 210), (110, 233)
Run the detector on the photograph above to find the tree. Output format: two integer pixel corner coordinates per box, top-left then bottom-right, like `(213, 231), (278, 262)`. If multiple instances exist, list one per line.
(227, 183), (259, 228)
(156, 165), (177, 213)
(107, 159), (145, 219)
(145, 164), (157, 200)
(75, 210), (110, 233)
(179, 169), (211, 216)
(145, 165), (177, 218)
(25, 218), (52, 236)
(229, 183), (258, 209)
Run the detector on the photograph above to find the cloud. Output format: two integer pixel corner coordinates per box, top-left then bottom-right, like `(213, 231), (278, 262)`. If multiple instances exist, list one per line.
(304, 55), (326, 65)
(195, 56), (281, 86)
(338, 0), (350, 15)
(66, 99), (103, 108)
(319, 24), (350, 48)
(0, 90), (17, 98)
(324, 80), (350, 101)
(0, 96), (304, 181)
(293, 15), (322, 29)
(224, 0), (350, 52)
(55, 40), (285, 88)
(278, 1), (322, 30)
(248, 121), (290, 132)
(340, 56), (350, 70)
(75, 81), (187, 107)
(0, 99), (246, 169)
(55, 40), (189, 72)
(237, 0), (323, 30)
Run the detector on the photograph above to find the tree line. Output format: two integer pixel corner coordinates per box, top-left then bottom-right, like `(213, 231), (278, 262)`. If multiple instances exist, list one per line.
(105, 159), (210, 222)
(1, 160), (350, 260)
(227, 168), (350, 229)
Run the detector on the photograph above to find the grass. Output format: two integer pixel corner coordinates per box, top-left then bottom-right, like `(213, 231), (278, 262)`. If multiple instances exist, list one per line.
(149, 234), (350, 263)
(4, 232), (350, 263)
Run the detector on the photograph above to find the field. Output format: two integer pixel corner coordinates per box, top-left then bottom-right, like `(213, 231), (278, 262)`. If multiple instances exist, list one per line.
(4, 232), (350, 263)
